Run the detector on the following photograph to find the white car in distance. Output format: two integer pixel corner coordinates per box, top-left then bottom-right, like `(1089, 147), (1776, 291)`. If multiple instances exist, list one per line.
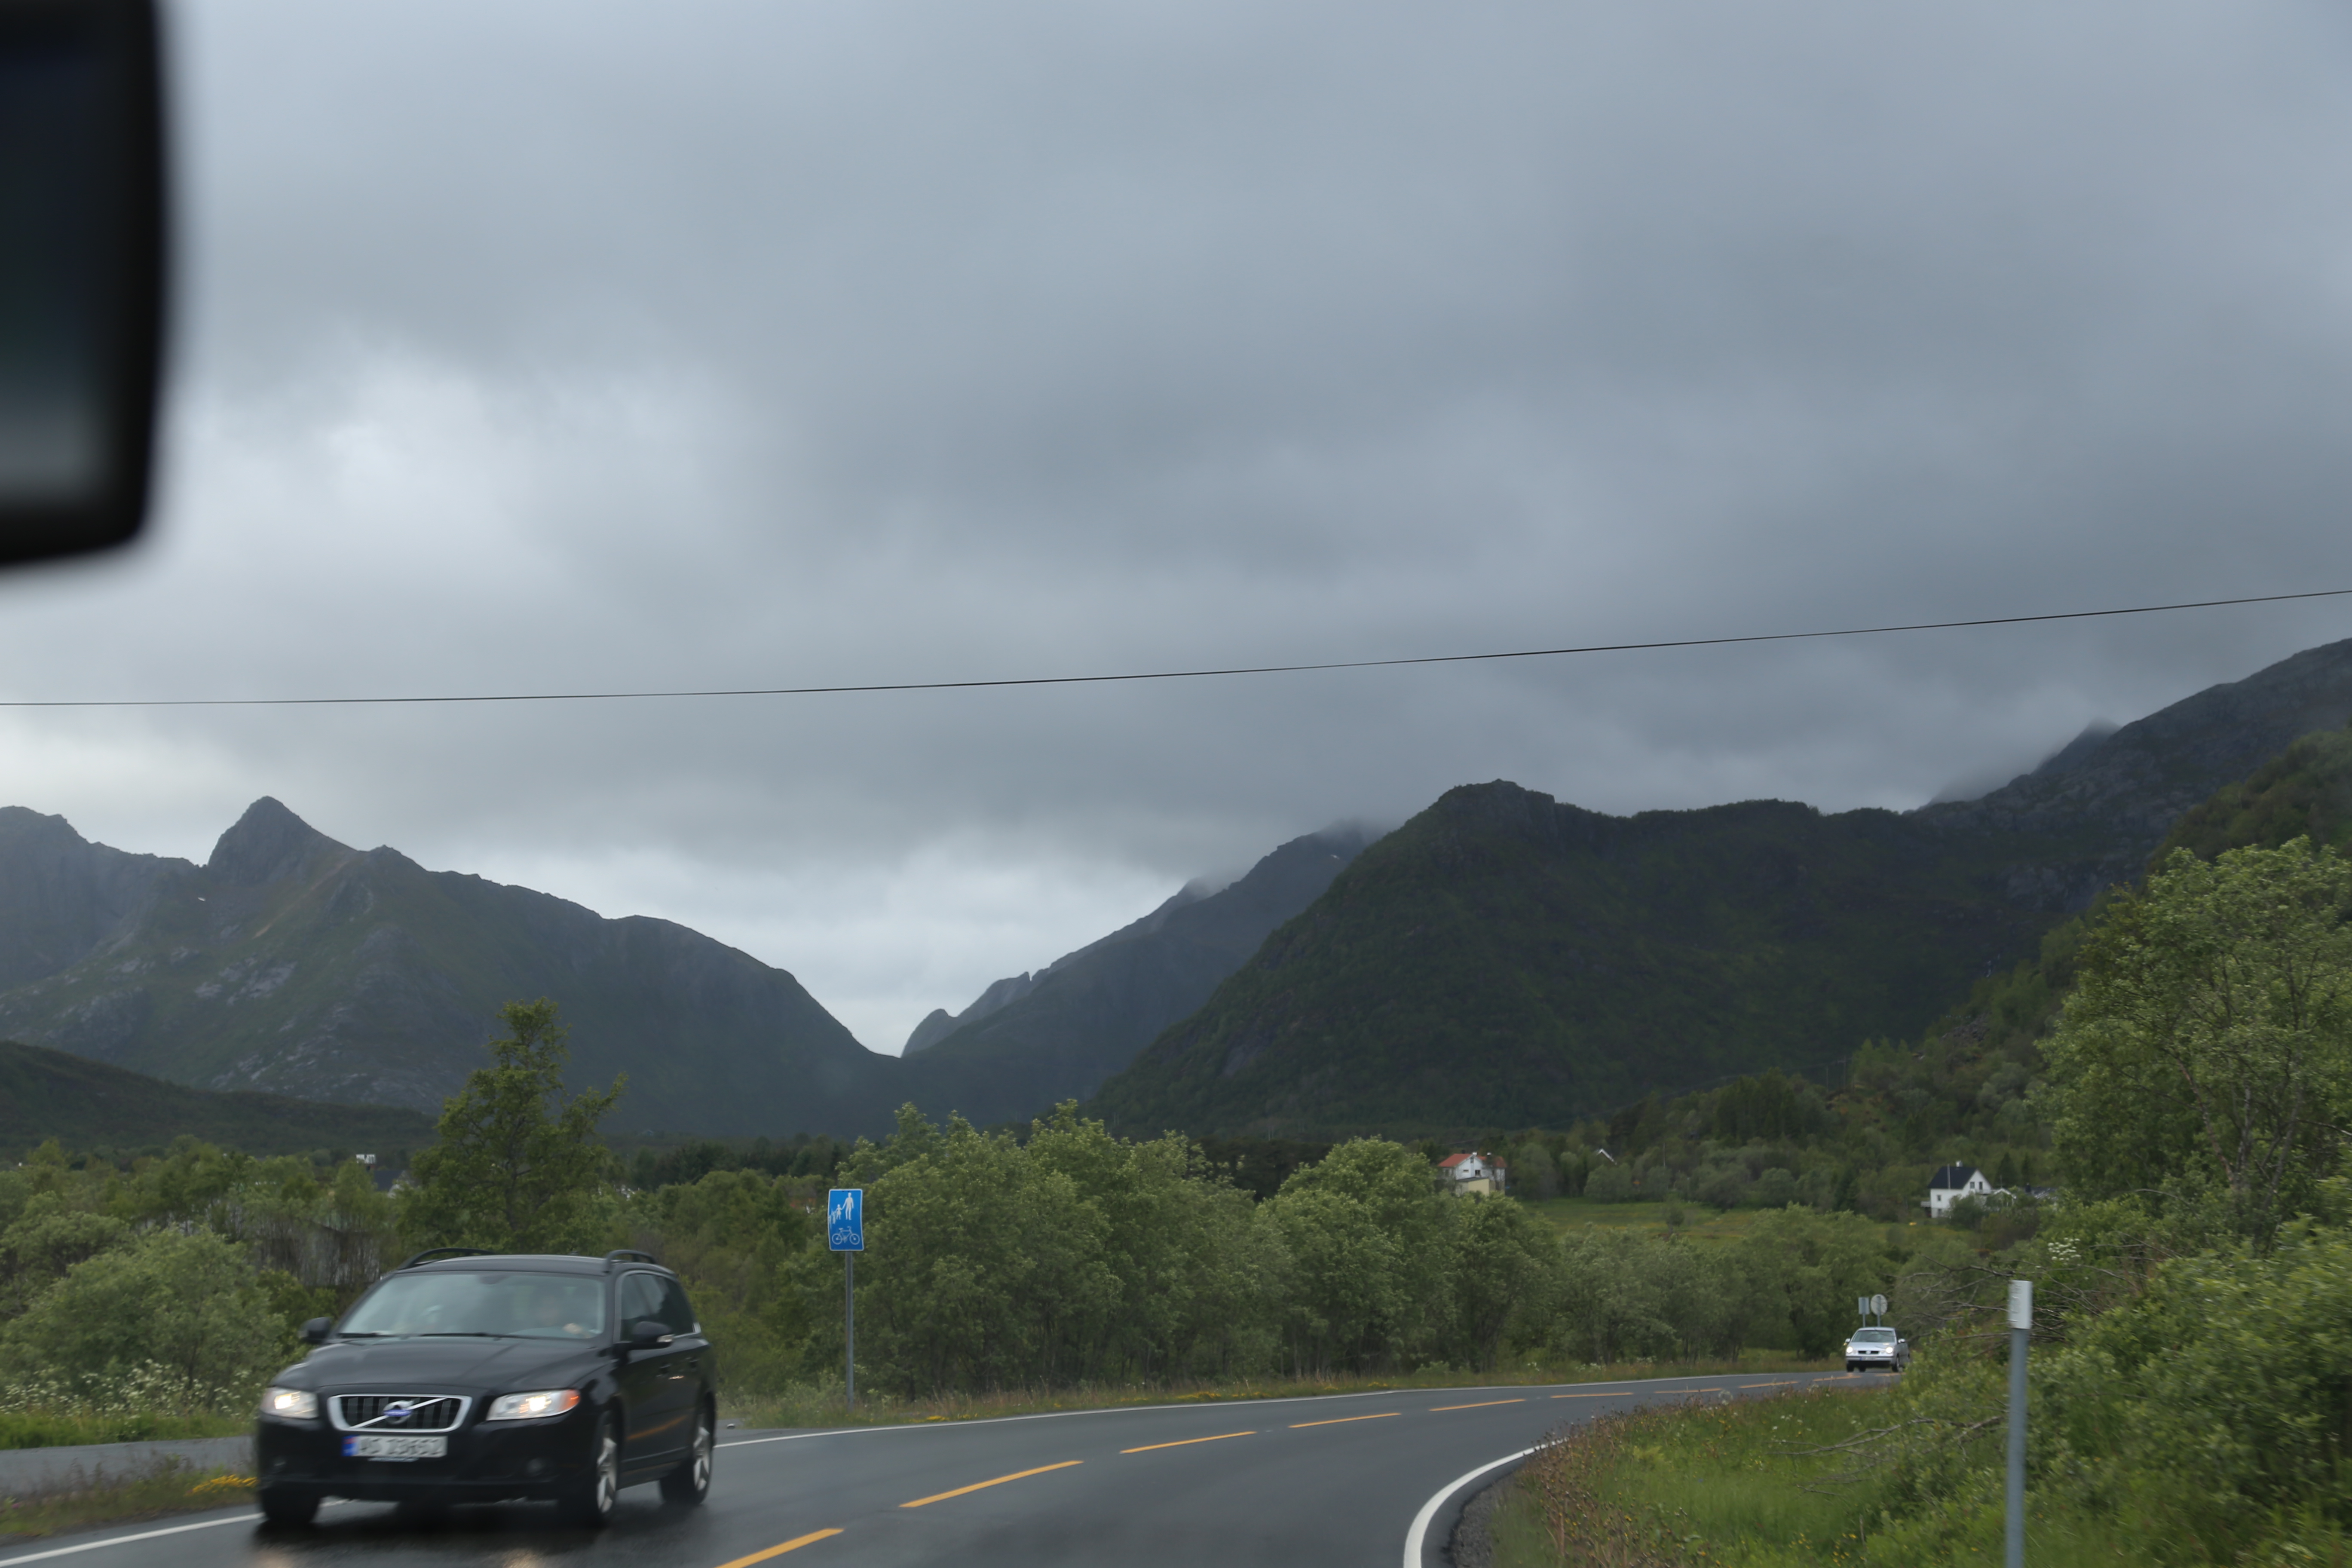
(1844, 1325), (1908, 1372)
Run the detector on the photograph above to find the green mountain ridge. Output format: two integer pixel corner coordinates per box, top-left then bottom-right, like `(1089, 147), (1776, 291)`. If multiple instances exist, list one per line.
(0, 1037), (436, 1160)
(12, 636), (2352, 1148)
(1088, 785), (2058, 1137)
(0, 799), (901, 1136)
(895, 826), (1372, 1126)
(1089, 636), (2352, 1138)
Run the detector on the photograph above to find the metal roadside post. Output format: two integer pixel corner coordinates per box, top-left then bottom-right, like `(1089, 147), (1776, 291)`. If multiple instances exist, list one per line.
(828, 1188), (864, 1409)
(2006, 1277), (2032, 1568)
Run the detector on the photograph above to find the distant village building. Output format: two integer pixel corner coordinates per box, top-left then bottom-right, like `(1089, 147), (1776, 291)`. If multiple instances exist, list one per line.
(1438, 1152), (1507, 1196)
(1923, 1163), (1995, 1218)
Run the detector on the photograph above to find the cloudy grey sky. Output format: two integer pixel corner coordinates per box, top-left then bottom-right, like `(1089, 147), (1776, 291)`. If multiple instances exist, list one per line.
(3, 0), (2350, 1052)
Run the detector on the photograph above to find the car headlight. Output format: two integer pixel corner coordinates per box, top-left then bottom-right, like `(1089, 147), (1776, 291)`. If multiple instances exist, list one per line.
(487, 1388), (582, 1421)
(261, 1387), (318, 1420)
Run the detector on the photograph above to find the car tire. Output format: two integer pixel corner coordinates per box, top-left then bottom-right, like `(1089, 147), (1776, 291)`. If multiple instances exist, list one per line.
(559, 1412), (622, 1529)
(258, 1486), (320, 1525)
(660, 1403), (714, 1505)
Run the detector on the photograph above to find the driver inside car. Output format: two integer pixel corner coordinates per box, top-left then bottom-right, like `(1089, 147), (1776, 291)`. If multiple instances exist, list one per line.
(523, 1284), (594, 1338)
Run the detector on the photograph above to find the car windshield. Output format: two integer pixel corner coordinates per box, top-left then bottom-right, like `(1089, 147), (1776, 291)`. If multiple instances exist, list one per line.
(340, 1271), (606, 1340)
(1853, 1328), (1896, 1342)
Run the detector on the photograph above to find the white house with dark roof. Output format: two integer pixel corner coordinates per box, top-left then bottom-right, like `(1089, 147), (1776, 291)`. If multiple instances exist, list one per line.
(1923, 1164), (1995, 1218)
(1437, 1152), (1507, 1196)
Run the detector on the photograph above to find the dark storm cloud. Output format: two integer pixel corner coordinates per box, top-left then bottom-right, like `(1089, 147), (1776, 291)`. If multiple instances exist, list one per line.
(2, 0), (2349, 1046)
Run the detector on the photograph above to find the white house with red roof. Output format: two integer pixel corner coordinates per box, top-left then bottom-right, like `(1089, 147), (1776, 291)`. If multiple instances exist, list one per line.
(1437, 1152), (1507, 1196)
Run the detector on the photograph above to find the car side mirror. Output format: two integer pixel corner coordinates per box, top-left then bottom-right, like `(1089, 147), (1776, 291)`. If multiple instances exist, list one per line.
(0, 0), (169, 567)
(300, 1317), (332, 1345)
(630, 1318), (669, 1348)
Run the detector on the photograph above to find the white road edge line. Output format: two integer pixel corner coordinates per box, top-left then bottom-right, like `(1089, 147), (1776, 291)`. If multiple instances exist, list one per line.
(1393, 1371), (1839, 1566)
(0, 1510), (256, 1566)
(714, 1372), (1758, 1449)
(1401, 1447), (1539, 1568)
(0, 1498), (362, 1567)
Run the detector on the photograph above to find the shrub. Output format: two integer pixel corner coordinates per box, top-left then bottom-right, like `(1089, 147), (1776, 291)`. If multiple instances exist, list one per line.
(1584, 1161), (1635, 1203)
(1, 1231), (287, 1410)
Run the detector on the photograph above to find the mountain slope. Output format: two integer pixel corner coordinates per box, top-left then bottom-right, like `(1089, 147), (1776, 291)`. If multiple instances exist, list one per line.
(0, 1038), (437, 1160)
(897, 827), (1371, 1125)
(0, 800), (900, 1137)
(0, 808), (176, 991)
(2149, 720), (2352, 865)
(1917, 637), (2352, 903)
(1091, 637), (2352, 1139)
(1090, 786), (2048, 1136)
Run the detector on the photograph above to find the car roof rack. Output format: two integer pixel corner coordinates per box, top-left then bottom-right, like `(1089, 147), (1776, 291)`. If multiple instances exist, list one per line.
(604, 1249), (661, 1268)
(396, 1246), (497, 1270)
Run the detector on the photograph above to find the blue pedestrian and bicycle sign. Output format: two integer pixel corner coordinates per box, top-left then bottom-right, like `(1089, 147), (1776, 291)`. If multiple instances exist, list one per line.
(827, 1188), (864, 1252)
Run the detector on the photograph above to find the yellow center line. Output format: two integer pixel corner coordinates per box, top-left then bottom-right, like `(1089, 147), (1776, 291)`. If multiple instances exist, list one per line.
(1740, 1380), (1797, 1389)
(1553, 1391), (1635, 1399)
(1428, 1399), (1527, 1412)
(712, 1528), (844, 1568)
(900, 1460), (1084, 1508)
(1290, 1412), (1402, 1428)
(1122, 1430), (1255, 1454)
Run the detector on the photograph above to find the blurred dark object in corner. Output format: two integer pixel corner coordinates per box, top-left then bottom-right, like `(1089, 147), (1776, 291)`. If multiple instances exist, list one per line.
(0, 0), (165, 569)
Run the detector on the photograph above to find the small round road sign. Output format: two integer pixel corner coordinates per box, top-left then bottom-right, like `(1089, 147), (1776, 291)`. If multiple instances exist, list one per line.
(1869, 1293), (1888, 1316)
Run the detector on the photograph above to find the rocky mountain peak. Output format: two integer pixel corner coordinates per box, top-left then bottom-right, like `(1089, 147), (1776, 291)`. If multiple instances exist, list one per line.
(205, 798), (352, 888)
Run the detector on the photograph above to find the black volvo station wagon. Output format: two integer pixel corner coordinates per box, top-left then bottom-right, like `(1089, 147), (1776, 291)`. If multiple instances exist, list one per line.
(254, 1248), (717, 1527)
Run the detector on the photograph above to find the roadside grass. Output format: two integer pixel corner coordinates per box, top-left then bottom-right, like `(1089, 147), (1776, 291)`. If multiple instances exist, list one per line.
(720, 1353), (1838, 1430)
(1481, 1382), (2335, 1567)
(1524, 1198), (1837, 1243)
(0, 1410), (248, 1449)
(0, 1464), (251, 1544)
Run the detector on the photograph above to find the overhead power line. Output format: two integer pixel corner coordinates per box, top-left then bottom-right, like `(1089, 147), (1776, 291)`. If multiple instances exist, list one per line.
(0, 586), (2345, 710)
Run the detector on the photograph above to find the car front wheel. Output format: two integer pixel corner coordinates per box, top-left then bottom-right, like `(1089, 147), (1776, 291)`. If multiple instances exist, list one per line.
(661, 1403), (714, 1505)
(559, 1413), (622, 1528)
(257, 1485), (319, 1525)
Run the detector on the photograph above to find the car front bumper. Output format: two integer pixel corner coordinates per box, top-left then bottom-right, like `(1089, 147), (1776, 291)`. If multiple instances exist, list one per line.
(256, 1405), (597, 1503)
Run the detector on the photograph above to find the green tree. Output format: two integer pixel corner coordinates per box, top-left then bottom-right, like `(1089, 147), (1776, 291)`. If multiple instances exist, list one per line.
(401, 1000), (623, 1255)
(1550, 1226), (1690, 1363)
(1583, 1159), (1634, 1203)
(0, 1195), (130, 1315)
(1509, 1139), (1562, 1199)
(630, 1168), (817, 1399)
(2040, 840), (2352, 1238)
(1444, 1196), (1556, 1369)
(1023, 1104), (1269, 1382)
(854, 1112), (1115, 1395)
(1265, 1139), (1452, 1372)
(1730, 1208), (1890, 1357)
(3, 1229), (286, 1409)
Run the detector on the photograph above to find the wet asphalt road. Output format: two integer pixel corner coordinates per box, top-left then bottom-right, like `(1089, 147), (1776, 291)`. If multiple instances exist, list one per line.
(1, 1372), (1870, 1568)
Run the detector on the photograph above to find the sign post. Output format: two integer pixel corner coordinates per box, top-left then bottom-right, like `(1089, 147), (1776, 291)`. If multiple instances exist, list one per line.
(2006, 1278), (2032, 1568)
(827, 1189), (864, 1409)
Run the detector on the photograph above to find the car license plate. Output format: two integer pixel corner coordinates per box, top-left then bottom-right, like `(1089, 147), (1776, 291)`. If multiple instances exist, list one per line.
(344, 1434), (447, 1460)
